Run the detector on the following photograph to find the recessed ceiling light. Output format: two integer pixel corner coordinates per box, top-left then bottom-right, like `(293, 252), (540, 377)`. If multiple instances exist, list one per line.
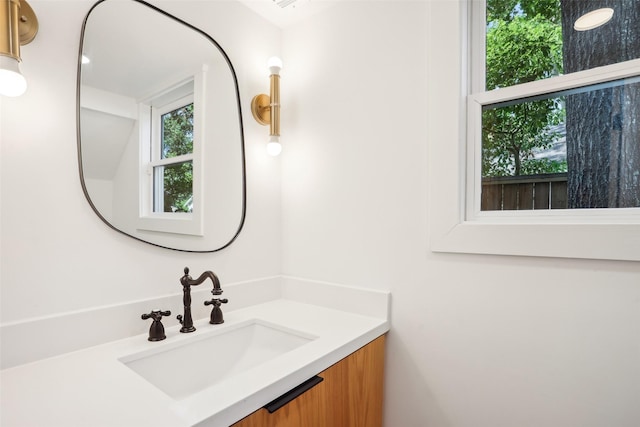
(574, 8), (614, 31)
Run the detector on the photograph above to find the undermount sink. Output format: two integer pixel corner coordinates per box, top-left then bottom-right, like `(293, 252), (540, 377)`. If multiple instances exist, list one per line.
(120, 320), (315, 399)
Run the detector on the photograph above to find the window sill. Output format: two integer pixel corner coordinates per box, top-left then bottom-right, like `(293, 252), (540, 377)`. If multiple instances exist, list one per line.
(431, 221), (640, 261)
(136, 214), (203, 237)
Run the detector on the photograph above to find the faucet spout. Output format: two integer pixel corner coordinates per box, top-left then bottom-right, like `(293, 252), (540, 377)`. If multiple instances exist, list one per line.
(181, 269), (221, 292)
(177, 267), (221, 333)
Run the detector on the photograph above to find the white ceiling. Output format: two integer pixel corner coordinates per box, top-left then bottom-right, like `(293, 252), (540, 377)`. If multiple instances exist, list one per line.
(81, 0), (225, 99)
(236, 0), (336, 28)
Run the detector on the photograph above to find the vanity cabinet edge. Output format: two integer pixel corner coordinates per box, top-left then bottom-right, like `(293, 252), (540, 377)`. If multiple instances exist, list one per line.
(231, 334), (386, 427)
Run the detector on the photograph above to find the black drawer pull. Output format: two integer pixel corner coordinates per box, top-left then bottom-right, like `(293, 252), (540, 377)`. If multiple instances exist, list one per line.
(263, 375), (324, 413)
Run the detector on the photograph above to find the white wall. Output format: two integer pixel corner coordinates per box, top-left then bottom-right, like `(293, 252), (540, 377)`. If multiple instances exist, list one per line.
(282, 2), (640, 427)
(0, 0), (283, 322)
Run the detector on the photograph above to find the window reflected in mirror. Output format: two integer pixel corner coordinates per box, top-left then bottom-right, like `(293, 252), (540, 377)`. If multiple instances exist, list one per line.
(152, 94), (195, 214)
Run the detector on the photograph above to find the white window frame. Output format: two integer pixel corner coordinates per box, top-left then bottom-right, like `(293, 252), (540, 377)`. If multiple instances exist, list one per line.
(428, 0), (640, 261)
(136, 69), (206, 237)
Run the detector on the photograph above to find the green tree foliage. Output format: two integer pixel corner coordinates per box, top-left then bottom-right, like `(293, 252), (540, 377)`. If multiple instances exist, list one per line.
(487, 0), (560, 23)
(161, 104), (194, 213)
(483, 0), (567, 177)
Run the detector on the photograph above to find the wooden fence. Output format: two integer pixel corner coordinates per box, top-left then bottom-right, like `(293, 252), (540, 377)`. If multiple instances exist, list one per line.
(482, 173), (568, 211)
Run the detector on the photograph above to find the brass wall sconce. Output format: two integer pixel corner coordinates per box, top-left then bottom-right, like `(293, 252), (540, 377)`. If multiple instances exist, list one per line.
(0, 0), (38, 97)
(251, 57), (282, 156)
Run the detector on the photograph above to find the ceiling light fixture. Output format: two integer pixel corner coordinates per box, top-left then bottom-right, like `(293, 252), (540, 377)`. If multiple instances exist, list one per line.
(574, 7), (614, 31)
(251, 57), (282, 156)
(0, 0), (38, 97)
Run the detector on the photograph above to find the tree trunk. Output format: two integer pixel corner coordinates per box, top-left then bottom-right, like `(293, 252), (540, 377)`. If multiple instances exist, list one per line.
(561, 0), (640, 208)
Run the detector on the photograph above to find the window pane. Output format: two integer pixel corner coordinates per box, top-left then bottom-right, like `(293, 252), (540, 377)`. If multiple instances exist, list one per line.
(486, 0), (640, 90)
(153, 161), (193, 213)
(482, 77), (640, 210)
(161, 103), (193, 159)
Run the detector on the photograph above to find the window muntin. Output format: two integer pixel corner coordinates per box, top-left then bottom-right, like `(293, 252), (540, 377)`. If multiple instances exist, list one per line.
(476, 0), (640, 212)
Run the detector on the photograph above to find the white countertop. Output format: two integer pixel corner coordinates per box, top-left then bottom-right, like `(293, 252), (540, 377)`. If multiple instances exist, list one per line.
(1, 295), (389, 427)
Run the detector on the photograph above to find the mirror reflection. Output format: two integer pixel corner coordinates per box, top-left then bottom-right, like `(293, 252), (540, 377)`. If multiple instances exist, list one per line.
(78, 0), (245, 252)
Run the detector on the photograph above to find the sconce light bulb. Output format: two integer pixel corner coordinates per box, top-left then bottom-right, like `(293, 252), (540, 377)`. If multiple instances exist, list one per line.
(267, 136), (282, 156)
(0, 57), (27, 97)
(267, 56), (283, 75)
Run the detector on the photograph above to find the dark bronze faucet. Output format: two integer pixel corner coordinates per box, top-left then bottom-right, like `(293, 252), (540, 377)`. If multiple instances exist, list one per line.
(176, 267), (225, 333)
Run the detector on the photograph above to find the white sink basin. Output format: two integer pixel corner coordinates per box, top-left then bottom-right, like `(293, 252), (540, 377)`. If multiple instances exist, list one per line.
(120, 320), (315, 399)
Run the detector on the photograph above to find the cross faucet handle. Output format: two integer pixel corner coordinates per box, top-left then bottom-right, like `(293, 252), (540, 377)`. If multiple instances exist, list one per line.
(204, 298), (228, 324)
(141, 309), (171, 341)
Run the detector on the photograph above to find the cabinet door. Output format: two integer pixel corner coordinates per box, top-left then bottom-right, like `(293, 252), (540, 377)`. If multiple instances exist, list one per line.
(232, 335), (385, 427)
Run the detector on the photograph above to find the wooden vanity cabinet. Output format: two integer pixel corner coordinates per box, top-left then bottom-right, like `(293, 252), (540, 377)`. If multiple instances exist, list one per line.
(231, 334), (386, 427)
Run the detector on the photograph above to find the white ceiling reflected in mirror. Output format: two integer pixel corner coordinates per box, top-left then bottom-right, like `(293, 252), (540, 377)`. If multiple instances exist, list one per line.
(78, 0), (245, 252)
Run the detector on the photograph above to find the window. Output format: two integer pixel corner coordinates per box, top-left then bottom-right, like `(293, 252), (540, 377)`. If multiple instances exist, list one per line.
(427, 0), (640, 261)
(472, 0), (640, 213)
(137, 75), (205, 236)
(151, 97), (194, 214)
